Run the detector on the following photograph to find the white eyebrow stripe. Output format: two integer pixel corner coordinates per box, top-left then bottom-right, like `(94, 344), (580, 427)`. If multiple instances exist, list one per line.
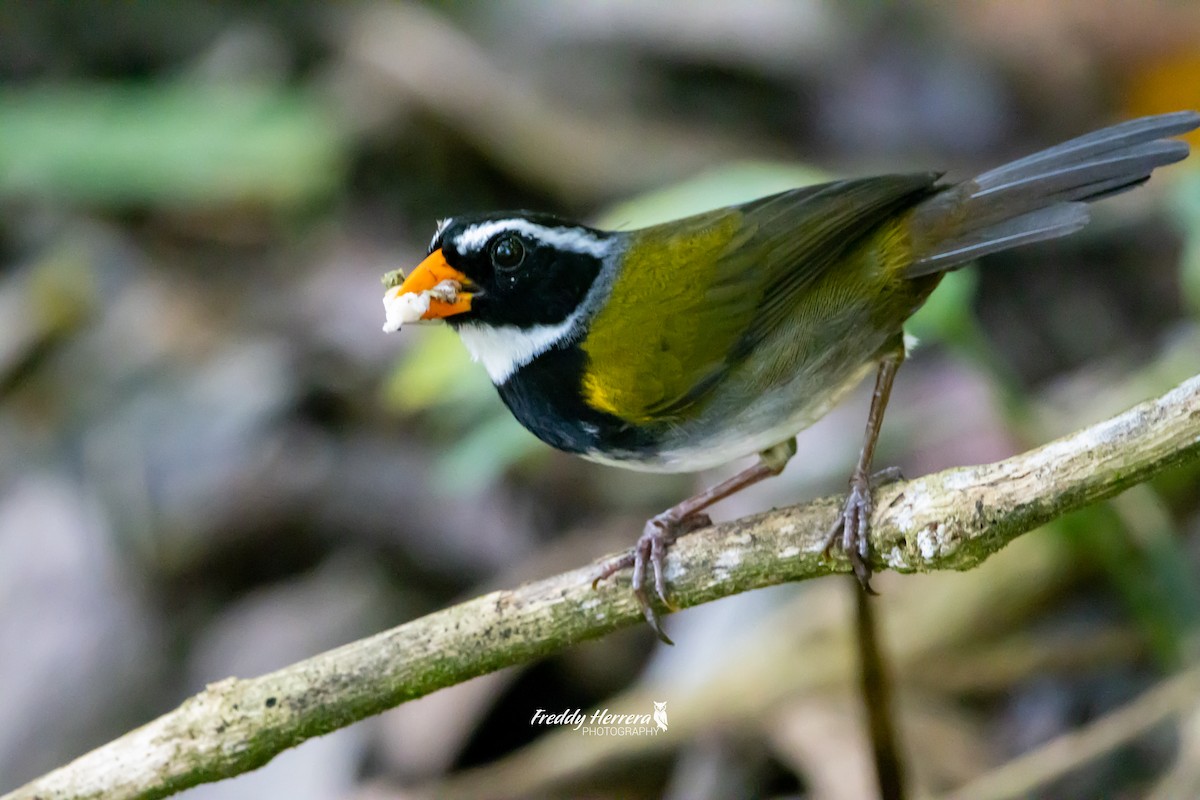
(453, 219), (608, 257)
(429, 217), (452, 252)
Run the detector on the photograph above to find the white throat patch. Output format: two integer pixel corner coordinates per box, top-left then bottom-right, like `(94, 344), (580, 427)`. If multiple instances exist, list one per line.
(456, 308), (584, 384)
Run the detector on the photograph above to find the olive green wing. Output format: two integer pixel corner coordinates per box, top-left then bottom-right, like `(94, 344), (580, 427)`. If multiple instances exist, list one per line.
(725, 173), (939, 362)
(579, 173), (939, 423)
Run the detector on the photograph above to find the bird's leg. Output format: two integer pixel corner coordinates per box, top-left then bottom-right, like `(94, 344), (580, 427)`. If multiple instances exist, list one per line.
(594, 439), (796, 644)
(823, 342), (905, 591)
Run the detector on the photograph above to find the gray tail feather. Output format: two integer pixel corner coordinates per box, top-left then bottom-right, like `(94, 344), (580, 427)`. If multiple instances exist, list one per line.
(907, 111), (1199, 276)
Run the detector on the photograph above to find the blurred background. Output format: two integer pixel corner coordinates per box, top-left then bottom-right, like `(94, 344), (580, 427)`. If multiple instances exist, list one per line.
(2, 2), (1200, 798)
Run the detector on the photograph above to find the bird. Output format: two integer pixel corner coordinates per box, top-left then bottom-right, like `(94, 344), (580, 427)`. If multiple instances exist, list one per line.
(382, 111), (1199, 643)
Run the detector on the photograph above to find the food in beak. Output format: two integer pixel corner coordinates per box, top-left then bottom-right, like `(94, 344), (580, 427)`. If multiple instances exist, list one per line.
(382, 279), (462, 332)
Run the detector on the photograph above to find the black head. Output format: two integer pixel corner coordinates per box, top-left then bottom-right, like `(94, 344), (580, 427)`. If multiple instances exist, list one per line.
(429, 212), (614, 330)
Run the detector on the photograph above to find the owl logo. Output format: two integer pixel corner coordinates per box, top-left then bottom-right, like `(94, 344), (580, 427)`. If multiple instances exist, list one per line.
(653, 701), (668, 732)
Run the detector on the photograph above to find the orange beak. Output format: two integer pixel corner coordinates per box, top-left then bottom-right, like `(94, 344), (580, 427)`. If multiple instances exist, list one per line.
(394, 249), (473, 319)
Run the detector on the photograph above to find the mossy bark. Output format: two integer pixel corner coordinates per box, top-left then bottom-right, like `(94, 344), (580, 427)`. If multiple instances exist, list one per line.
(6, 375), (1199, 800)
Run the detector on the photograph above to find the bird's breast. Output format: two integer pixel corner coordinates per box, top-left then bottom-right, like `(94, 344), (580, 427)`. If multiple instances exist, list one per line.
(494, 342), (653, 457)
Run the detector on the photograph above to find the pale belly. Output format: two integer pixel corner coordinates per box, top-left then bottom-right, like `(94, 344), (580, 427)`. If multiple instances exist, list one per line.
(582, 358), (878, 473)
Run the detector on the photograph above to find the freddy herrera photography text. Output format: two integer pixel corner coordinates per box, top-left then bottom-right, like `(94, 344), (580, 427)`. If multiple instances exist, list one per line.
(530, 702), (669, 736)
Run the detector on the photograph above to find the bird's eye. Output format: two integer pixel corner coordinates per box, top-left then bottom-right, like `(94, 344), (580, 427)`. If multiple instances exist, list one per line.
(490, 235), (526, 271)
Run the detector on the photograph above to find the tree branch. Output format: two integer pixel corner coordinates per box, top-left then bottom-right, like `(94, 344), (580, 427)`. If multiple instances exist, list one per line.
(6, 375), (1200, 800)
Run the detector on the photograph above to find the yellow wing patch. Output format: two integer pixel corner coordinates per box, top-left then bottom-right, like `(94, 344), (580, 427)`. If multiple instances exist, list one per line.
(581, 211), (748, 423)
(578, 176), (934, 423)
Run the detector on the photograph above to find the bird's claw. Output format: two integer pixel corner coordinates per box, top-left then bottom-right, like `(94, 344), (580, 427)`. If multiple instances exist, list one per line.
(592, 511), (712, 645)
(870, 465), (905, 486)
(591, 552), (632, 591)
(631, 515), (680, 643)
(822, 471), (878, 593)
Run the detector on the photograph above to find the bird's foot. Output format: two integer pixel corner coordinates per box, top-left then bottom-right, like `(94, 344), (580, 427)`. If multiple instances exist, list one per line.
(592, 512), (712, 645)
(821, 467), (901, 592)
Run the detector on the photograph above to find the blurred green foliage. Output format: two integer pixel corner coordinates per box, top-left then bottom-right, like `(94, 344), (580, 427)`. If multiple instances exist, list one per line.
(383, 325), (548, 489)
(592, 160), (828, 229)
(0, 83), (344, 207)
(1172, 165), (1200, 315)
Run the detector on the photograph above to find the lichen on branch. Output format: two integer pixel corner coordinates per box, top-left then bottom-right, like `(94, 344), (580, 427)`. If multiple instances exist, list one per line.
(5, 374), (1199, 800)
